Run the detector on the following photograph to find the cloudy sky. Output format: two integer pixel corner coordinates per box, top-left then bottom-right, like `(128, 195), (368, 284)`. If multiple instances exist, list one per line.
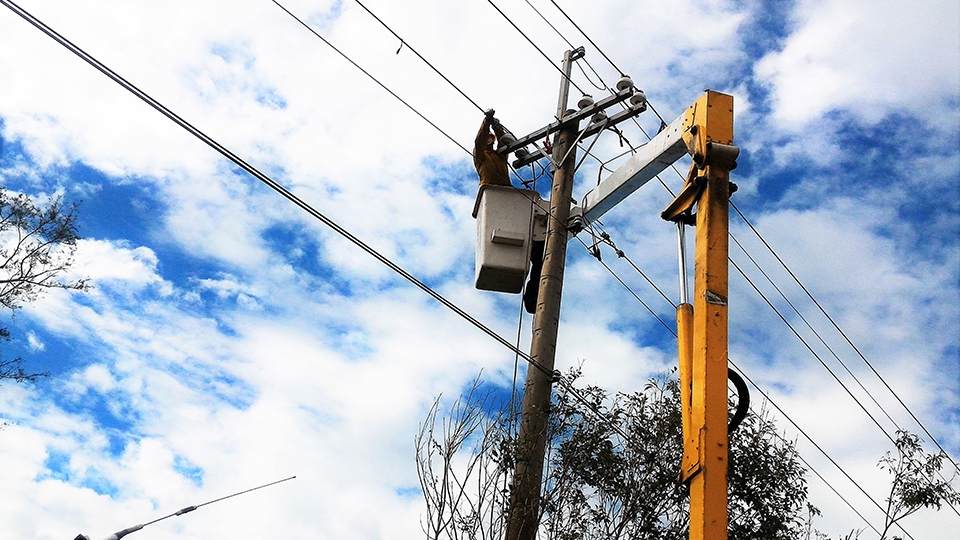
(0, 0), (957, 538)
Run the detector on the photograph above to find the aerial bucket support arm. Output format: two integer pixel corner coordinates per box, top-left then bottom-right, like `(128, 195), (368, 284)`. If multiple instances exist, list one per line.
(662, 90), (737, 540)
(572, 90), (738, 540)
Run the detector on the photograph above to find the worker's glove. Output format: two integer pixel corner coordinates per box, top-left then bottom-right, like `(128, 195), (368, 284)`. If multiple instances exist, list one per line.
(485, 108), (496, 118)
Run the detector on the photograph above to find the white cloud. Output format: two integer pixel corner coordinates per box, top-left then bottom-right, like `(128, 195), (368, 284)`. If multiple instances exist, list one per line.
(0, 0), (957, 538)
(755, 0), (960, 126)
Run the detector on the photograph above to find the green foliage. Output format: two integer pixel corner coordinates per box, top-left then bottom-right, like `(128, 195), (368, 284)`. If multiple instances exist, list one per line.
(877, 430), (960, 539)
(417, 371), (814, 540)
(535, 372), (811, 540)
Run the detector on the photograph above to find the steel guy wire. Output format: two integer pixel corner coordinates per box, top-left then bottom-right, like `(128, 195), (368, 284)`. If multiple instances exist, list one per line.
(272, 0), (472, 156)
(731, 200), (960, 475)
(351, 0), (487, 115)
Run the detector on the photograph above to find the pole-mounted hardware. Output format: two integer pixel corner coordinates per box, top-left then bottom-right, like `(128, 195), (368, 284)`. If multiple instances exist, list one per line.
(497, 86), (647, 169)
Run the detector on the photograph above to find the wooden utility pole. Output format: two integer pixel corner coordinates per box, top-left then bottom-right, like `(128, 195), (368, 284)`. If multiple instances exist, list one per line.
(504, 49), (580, 540)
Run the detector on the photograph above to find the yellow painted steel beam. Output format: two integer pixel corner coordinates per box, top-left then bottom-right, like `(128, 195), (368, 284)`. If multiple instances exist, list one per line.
(668, 90), (735, 540)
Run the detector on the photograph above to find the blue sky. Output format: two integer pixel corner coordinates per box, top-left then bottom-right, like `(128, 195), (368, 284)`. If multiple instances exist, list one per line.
(0, 0), (958, 538)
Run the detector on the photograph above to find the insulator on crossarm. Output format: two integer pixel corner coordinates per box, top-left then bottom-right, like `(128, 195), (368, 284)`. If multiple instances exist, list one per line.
(499, 133), (517, 146)
(616, 75), (634, 91)
(591, 111), (607, 124)
(515, 148), (529, 159)
(577, 94), (594, 109)
(630, 90), (647, 111)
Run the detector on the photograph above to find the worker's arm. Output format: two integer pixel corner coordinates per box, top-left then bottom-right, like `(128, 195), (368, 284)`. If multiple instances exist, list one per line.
(474, 110), (496, 169)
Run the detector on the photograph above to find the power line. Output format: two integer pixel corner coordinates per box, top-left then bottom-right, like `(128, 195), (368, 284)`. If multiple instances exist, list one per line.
(575, 235), (675, 337)
(351, 0), (486, 114)
(0, 0), (654, 463)
(0, 0), (558, 377)
(484, 0), (585, 96)
(731, 201), (960, 474)
(729, 230), (904, 432)
(729, 359), (909, 538)
(271, 0), (472, 156)
(546, 0), (624, 76)
(583, 226), (894, 538)
(729, 255), (898, 446)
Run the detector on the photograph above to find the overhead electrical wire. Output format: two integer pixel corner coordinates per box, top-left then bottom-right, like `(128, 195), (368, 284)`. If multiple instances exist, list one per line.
(546, 0), (624, 76)
(539, 0), (954, 498)
(0, 0), (553, 378)
(483, 0), (585, 96)
(270, 0), (471, 156)
(730, 230), (904, 432)
(730, 358), (904, 538)
(351, 0), (486, 115)
(10, 0), (943, 532)
(729, 256), (898, 446)
(0, 0), (649, 456)
(469, 5), (925, 529)
(731, 201), (960, 474)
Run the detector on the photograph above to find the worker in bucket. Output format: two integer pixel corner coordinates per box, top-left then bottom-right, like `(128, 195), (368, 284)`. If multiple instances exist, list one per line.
(474, 109), (511, 187)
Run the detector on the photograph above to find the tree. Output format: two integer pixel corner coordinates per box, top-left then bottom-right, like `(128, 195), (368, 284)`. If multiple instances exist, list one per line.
(875, 430), (959, 539)
(416, 371), (814, 540)
(0, 186), (87, 383)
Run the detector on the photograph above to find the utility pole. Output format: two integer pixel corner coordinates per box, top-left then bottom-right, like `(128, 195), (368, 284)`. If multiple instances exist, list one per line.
(504, 48), (581, 540)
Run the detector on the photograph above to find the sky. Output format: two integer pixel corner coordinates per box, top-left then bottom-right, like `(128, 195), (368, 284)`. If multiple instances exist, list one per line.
(0, 0), (957, 538)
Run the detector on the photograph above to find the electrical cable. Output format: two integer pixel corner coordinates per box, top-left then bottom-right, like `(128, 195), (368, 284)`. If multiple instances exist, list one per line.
(546, 0), (624, 76)
(730, 231), (905, 433)
(591, 225), (677, 309)
(12, 2), (943, 532)
(585, 233), (888, 536)
(0, 0), (564, 381)
(351, 0), (486, 115)
(519, 2), (936, 519)
(494, 6), (946, 531)
(729, 256), (898, 446)
(730, 358), (914, 540)
(575, 236), (676, 336)
(0, 0), (655, 465)
(271, 0), (472, 156)
(483, 0), (585, 96)
(730, 201), (960, 475)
